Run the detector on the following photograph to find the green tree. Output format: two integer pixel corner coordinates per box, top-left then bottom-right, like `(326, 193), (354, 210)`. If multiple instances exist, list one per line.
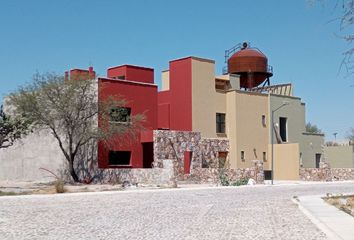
(0, 105), (30, 148)
(9, 73), (144, 182)
(306, 122), (323, 134)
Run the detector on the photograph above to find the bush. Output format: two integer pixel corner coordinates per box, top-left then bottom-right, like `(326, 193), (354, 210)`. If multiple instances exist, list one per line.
(54, 179), (66, 193)
(231, 178), (249, 186)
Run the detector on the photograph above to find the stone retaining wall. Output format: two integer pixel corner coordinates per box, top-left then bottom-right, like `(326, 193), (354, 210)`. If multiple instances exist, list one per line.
(186, 160), (264, 184)
(76, 159), (175, 186)
(153, 130), (264, 184)
(300, 162), (354, 181)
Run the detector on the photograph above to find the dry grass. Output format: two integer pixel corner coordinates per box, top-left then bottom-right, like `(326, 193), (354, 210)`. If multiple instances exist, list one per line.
(325, 195), (354, 217)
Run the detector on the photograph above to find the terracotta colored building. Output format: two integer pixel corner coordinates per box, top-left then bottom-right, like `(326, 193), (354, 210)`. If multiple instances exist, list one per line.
(65, 44), (323, 181)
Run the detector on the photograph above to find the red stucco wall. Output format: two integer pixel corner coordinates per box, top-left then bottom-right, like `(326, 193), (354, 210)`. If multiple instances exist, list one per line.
(97, 78), (157, 168)
(157, 57), (192, 131)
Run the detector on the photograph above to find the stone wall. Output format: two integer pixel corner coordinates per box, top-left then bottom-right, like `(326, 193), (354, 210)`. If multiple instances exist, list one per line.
(153, 130), (264, 184)
(300, 162), (354, 181)
(76, 159), (175, 186)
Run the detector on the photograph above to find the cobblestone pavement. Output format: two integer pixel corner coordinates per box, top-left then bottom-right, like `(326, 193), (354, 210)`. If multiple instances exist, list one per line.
(1, 182), (354, 240)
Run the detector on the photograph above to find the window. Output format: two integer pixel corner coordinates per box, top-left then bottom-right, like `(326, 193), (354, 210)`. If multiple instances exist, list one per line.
(202, 157), (209, 168)
(117, 75), (125, 80)
(110, 107), (131, 123)
(315, 153), (321, 168)
(216, 113), (226, 134)
(279, 117), (287, 142)
(108, 151), (131, 166)
(262, 115), (266, 127)
(218, 152), (228, 168)
(263, 152), (267, 162)
(241, 151), (245, 162)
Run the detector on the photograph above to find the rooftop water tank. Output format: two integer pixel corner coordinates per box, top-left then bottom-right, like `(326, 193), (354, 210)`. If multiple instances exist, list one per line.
(227, 43), (273, 89)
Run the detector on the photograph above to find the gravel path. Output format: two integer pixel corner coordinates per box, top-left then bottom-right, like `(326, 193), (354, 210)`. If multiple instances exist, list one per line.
(1, 182), (354, 240)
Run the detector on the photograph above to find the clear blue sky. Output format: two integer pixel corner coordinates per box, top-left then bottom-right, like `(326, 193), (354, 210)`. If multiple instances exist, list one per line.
(0, 0), (352, 141)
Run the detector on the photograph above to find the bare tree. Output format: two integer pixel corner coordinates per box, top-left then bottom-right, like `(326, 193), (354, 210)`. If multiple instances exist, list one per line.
(9, 73), (144, 182)
(310, 0), (354, 74)
(0, 105), (30, 148)
(347, 128), (354, 144)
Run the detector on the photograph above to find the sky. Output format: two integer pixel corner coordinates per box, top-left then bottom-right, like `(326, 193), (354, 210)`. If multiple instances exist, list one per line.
(0, 0), (353, 141)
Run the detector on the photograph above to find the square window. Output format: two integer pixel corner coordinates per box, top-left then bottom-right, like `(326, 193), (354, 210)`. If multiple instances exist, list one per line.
(110, 107), (131, 123)
(216, 113), (226, 134)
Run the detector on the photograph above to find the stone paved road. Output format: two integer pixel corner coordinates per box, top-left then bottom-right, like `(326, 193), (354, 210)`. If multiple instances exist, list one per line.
(1, 182), (354, 240)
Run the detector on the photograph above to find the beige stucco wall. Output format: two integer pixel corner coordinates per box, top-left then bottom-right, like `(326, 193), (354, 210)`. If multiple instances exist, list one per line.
(301, 133), (324, 168)
(234, 91), (269, 169)
(324, 145), (354, 168)
(0, 129), (66, 181)
(270, 143), (300, 180)
(226, 91), (238, 168)
(191, 58), (226, 138)
(161, 70), (170, 91)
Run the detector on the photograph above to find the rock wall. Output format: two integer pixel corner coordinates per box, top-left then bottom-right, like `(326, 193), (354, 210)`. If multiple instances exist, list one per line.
(300, 162), (354, 181)
(76, 159), (175, 186)
(153, 130), (264, 184)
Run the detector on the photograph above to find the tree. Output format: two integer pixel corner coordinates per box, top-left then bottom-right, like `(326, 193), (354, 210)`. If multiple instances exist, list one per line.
(9, 73), (144, 182)
(306, 122), (323, 134)
(0, 105), (30, 148)
(347, 128), (354, 144)
(310, 0), (354, 74)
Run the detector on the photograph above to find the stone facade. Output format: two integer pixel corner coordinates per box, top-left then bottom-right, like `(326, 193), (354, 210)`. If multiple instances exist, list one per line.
(75, 159), (175, 186)
(153, 130), (264, 184)
(299, 162), (354, 181)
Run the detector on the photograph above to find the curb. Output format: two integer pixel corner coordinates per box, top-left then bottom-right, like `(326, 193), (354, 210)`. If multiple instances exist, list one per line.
(292, 197), (341, 240)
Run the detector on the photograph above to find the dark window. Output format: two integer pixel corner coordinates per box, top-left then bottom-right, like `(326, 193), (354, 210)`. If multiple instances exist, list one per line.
(264, 170), (272, 180)
(110, 107), (131, 123)
(241, 151), (245, 162)
(279, 117), (287, 142)
(216, 113), (226, 133)
(108, 151), (131, 165)
(117, 75), (125, 80)
(262, 115), (266, 126)
(263, 152), (267, 162)
(202, 158), (209, 168)
(315, 153), (321, 168)
(218, 152), (228, 168)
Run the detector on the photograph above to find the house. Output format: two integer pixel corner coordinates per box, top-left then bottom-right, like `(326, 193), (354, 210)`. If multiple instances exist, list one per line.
(0, 43), (324, 182)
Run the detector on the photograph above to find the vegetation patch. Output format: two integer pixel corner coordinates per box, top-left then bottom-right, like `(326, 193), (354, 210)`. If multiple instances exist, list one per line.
(324, 194), (354, 217)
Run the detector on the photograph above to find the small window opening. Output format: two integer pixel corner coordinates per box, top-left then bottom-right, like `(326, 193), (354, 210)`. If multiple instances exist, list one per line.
(262, 115), (266, 126)
(218, 152), (228, 168)
(279, 117), (287, 142)
(216, 113), (226, 134)
(263, 152), (267, 162)
(108, 151), (131, 166)
(241, 151), (245, 162)
(110, 107), (131, 123)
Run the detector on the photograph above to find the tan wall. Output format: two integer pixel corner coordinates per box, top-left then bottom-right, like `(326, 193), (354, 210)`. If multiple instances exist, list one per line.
(232, 91), (269, 169)
(226, 91), (238, 168)
(301, 133), (324, 168)
(324, 145), (354, 168)
(191, 58), (226, 138)
(269, 143), (300, 180)
(161, 70), (170, 91)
